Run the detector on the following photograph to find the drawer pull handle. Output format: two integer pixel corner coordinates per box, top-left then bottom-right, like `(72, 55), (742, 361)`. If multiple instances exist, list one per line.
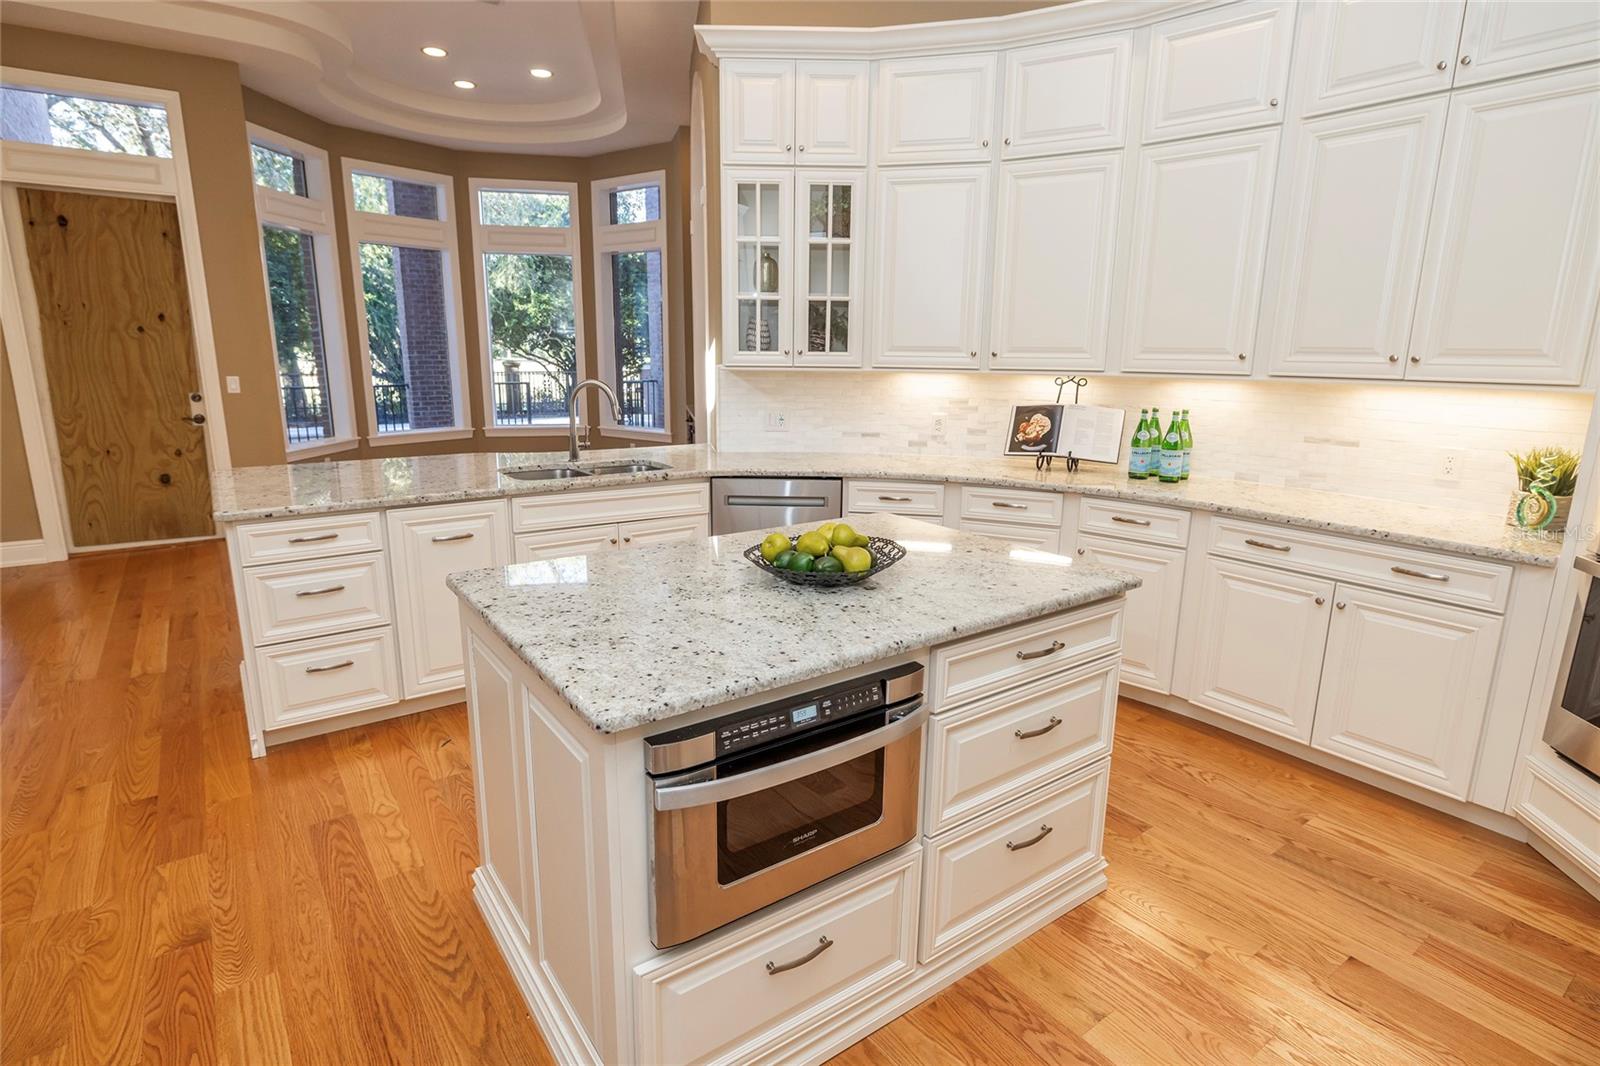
(1006, 824), (1054, 852)
(1245, 538), (1291, 552)
(1110, 515), (1151, 527)
(287, 532), (338, 544)
(432, 532), (476, 543)
(1391, 565), (1449, 582)
(878, 495), (913, 502)
(766, 935), (832, 975)
(1014, 716), (1063, 740)
(295, 584), (347, 598)
(304, 659), (355, 674)
(1016, 640), (1065, 661)
(992, 501), (1028, 510)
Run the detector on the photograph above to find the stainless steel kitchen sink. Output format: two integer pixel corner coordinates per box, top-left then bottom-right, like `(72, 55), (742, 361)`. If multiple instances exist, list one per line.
(501, 466), (592, 481)
(574, 459), (673, 475)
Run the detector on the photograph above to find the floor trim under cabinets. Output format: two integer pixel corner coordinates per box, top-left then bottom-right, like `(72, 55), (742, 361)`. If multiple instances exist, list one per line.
(253, 686), (464, 757)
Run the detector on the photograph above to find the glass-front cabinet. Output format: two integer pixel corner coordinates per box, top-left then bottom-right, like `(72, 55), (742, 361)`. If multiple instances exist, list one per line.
(796, 172), (865, 366)
(723, 170), (792, 366)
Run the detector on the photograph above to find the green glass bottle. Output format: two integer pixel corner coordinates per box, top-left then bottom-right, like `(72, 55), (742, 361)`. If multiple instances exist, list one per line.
(1157, 411), (1184, 483)
(1179, 409), (1193, 480)
(1128, 408), (1152, 479)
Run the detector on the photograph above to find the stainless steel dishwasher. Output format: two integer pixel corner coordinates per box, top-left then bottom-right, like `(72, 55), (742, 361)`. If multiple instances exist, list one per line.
(710, 477), (843, 535)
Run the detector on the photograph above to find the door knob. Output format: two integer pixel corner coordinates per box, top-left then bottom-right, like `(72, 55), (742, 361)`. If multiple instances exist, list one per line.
(183, 413), (206, 424)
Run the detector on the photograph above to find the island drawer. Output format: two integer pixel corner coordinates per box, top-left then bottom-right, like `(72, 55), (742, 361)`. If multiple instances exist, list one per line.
(1208, 518), (1512, 613)
(241, 554), (392, 646)
(930, 600), (1123, 711)
(919, 760), (1108, 964)
(252, 627), (401, 730)
(511, 481), (709, 534)
(632, 847), (919, 1066)
(234, 512), (385, 566)
(957, 518), (1062, 552)
(1077, 497), (1191, 547)
(845, 479), (946, 518)
(924, 658), (1119, 836)
(958, 485), (1064, 528)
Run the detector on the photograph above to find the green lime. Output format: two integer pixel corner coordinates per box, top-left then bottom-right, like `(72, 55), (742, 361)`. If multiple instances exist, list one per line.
(787, 552), (816, 572)
(772, 550), (797, 570)
(813, 555), (844, 573)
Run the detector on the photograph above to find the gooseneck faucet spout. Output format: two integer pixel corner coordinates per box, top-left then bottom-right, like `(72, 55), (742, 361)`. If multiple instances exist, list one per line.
(567, 379), (625, 461)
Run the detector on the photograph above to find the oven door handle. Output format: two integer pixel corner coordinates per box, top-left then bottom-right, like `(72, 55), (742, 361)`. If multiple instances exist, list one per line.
(651, 701), (927, 812)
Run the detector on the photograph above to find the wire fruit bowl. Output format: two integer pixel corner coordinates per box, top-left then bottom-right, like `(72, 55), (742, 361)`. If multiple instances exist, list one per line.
(743, 536), (906, 587)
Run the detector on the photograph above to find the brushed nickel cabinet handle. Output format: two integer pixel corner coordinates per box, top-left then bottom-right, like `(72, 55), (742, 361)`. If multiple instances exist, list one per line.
(623, 535), (633, 543)
(1437, 60), (1449, 70)
(1003, 136), (1012, 145)
(1388, 354), (1400, 363)
(1238, 352), (1247, 361)
(432, 531), (475, 543)
(1016, 640), (1065, 661)
(1015, 716), (1063, 740)
(295, 585), (346, 598)
(878, 495), (913, 502)
(1460, 55), (1471, 66)
(1006, 824), (1053, 851)
(1245, 538), (1291, 552)
(970, 350), (978, 358)
(992, 501), (1027, 510)
(1315, 596), (1326, 606)
(1410, 355), (1422, 364)
(609, 537), (618, 545)
(1076, 548), (1085, 556)
(1392, 565), (1449, 582)
(1111, 515), (1151, 526)
(766, 935), (832, 975)
(287, 532), (338, 544)
(981, 138), (990, 147)
(797, 144), (805, 152)
(305, 659), (354, 674)
(1336, 601), (1347, 610)
(785, 143), (793, 151)
(1269, 97), (1279, 107)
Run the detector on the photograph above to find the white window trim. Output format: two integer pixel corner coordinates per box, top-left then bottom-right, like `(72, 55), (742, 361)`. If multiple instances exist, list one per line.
(466, 176), (587, 436)
(247, 123), (357, 454)
(591, 169), (672, 440)
(340, 157), (469, 443)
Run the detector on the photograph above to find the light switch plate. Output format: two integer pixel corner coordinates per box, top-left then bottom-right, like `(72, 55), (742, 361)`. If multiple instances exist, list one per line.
(225, 375), (241, 394)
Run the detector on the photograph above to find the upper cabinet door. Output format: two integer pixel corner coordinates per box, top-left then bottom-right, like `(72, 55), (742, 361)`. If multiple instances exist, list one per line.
(723, 59), (795, 164)
(794, 171), (866, 367)
(1000, 33), (1133, 158)
(1293, 0), (1466, 116)
(1455, 0), (1600, 86)
(989, 152), (1121, 372)
(1261, 96), (1448, 380)
(1142, 1), (1295, 142)
(1408, 68), (1600, 385)
(795, 61), (870, 166)
(722, 170), (795, 367)
(875, 53), (998, 165)
(1118, 128), (1280, 376)
(871, 166), (991, 368)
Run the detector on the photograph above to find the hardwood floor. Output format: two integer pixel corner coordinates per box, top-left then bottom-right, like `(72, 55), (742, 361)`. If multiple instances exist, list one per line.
(3, 542), (1597, 1065)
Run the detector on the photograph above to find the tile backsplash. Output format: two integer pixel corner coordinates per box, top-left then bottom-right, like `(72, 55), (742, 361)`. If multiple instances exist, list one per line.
(715, 369), (1592, 515)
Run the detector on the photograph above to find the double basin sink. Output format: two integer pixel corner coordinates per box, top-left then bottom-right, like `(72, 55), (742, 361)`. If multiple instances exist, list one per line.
(502, 459), (672, 482)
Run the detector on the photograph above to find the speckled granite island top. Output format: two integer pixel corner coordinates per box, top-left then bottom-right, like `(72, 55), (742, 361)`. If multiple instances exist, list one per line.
(211, 443), (1562, 567)
(447, 514), (1141, 733)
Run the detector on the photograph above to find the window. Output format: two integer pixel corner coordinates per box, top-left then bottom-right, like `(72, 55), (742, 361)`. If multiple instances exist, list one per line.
(469, 180), (583, 429)
(248, 126), (353, 451)
(593, 172), (669, 435)
(343, 160), (466, 439)
(0, 85), (172, 156)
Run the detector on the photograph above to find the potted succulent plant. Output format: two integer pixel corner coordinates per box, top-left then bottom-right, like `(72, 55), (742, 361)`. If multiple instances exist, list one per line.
(1508, 446), (1579, 532)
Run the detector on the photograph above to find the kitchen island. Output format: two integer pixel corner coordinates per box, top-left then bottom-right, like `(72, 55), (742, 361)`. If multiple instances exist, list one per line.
(448, 514), (1139, 1065)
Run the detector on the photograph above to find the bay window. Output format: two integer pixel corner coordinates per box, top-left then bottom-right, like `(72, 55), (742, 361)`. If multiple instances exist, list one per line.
(592, 171), (670, 436)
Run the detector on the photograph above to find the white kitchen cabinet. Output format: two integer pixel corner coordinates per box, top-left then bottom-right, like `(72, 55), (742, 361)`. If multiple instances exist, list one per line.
(1260, 96), (1448, 379)
(1075, 533), (1185, 695)
(387, 500), (511, 697)
(988, 152), (1120, 372)
(794, 171), (867, 366)
(1312, 585), (1503, 799)
(514, 524), (619, 563)
(618, 513), (709, 547)
(1407, 68), (1600, 384)
(722, 59), (796, 164)
(1455, 0), (1600, 87)
(1141, 1), (1295, 142)
(1000, 34), (1132, 158)
(1117, 127), (1279, 375)
(871, 166), (991, 368)
(875, 53), (998, 165)
(1291, 1), (1465, 116)
(722, 169), (795, 367)
(1190, 556), (1334, 743)
(957, 518), (1060, 553)
(795, 62), (871, 166)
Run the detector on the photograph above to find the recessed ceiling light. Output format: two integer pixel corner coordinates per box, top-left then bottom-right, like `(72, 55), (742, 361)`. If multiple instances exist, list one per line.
(530, 67), (553, 79)
(453, 79), (476, 90)
(421, 46), (447, 58)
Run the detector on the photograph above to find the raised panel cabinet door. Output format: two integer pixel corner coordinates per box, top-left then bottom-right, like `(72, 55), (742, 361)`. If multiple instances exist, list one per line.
(1075, 534), (1185, 695)
(875, 53), (998, 165)
(722, 169), (794, 367)
(722, 59), (795, 164)
(388, 501), (511, 697)
(618, 513), (709, 547)
(1292, 0), (1465, 115)
(794, 171), (867, 367)
(871, 166), (991, 368)
(1311, 586), (1504, 799)
(512, 523), (619, 563)
(1455, 0), (1600, 86)
(795, 61), (870, 166)
(989, 152), (1121, 372)
(1118, 128), (1280, 375)
(1001, 33), (1133, 157)
(956, 518), (1061, 553)
(1261, 96), (1449, 379)
(1407, 68), (1600, 384)
(1190, 557), (1335, 742)
(1142, 1), (1295, 142)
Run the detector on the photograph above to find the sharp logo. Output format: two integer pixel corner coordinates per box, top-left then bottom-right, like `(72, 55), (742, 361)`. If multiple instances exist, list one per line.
(791, 828), (820, 846)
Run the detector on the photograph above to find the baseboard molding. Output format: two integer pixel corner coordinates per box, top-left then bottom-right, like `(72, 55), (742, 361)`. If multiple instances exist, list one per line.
(0, 538), (53, 568)
(259, 688), (464, 756)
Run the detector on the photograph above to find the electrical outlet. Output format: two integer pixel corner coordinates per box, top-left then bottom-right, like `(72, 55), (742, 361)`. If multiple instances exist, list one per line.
(765, 411), (788, 432)
(932, 415), (947, 436)
(225, 375), (241, 394)
(1441, 453), (1459, 478)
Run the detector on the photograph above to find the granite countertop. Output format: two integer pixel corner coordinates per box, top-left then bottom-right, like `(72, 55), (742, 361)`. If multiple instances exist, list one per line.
(211, 443), (1563, 567)
(447, 514), (1141, 733)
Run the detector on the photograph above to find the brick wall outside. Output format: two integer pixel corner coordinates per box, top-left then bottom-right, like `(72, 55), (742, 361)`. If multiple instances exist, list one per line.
(391, 180), (454, 429)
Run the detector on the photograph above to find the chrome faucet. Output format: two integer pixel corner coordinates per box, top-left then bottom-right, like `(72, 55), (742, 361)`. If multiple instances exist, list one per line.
(567, 378), (624, 461)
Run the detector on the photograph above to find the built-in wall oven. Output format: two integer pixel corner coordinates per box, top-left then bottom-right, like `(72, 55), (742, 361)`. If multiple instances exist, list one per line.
(644, 662), (926, 948)
(1546, 554), (1600, 779)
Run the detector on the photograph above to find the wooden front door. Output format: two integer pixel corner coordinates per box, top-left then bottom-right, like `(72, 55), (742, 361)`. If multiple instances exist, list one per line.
(18, 188), (213, 546)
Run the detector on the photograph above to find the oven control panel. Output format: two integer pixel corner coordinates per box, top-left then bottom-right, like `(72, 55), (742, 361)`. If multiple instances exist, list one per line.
(715, 679), (884, 755)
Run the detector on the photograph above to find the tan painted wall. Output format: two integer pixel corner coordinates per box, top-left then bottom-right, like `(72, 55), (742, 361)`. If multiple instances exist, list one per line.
(0, 333), (42, 542)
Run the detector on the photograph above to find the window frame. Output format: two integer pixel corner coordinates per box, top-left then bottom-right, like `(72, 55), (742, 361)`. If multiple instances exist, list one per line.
(467, 176), (587, 436)
(247, 123), (356, 457)
(591, 169), (672, 440)
(340, 157), (471, 444)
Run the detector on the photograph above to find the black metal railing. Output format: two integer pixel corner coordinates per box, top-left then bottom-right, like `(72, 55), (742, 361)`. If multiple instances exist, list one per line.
(620, 377), (663, 429)
(492, 373), (573, 426)
(280, 379), (333, 444)
(373, 381), (410, 433)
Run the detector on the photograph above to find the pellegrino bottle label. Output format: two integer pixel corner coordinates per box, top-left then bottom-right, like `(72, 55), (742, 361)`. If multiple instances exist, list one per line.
(1158, 416), (1184, 483)
(1129, 409), (1152, 479)
(1179, 410), (1193, 480)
